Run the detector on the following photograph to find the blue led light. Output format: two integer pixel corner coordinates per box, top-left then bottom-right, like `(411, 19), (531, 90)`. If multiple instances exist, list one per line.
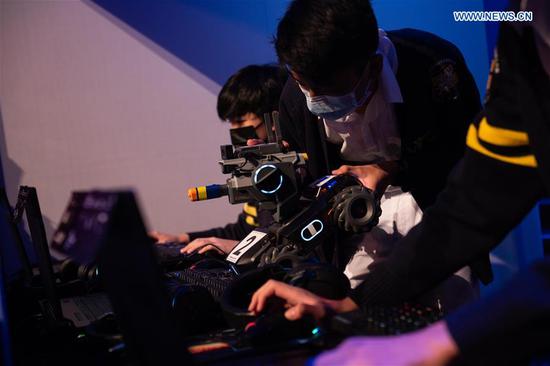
(311, 327), (320, 335)
(326, 180), (337, 189)
(313, 175), (331, 186)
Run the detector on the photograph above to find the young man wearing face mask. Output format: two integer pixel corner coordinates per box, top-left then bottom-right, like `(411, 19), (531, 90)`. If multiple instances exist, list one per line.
(151, 64), (287, 255)
(250, 6), (550, 364)
(277, 0), (481, 208)
(270, 0), (483, 308)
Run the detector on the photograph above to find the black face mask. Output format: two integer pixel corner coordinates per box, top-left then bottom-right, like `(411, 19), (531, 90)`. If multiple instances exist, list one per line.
(230, 125), (259, 146)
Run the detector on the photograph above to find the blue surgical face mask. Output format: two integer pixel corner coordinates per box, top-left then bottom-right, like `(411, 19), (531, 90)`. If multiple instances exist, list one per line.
(299, 76), (374, 121)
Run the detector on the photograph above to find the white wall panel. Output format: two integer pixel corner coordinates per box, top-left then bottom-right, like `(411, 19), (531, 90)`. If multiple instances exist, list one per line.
(0, 0), (241, 239)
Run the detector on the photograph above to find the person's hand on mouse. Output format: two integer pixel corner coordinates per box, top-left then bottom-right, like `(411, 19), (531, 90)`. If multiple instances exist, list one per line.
(248, 280), (358, 321)
(180, 237), (238, 255)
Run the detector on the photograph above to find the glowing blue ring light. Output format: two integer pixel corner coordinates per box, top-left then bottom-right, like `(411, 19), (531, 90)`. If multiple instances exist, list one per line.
(253, 164), (283, 194)
(300, 219), (324, 242)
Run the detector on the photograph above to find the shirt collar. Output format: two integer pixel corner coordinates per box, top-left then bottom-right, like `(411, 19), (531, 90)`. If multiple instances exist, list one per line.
(377, 29), (403, 103)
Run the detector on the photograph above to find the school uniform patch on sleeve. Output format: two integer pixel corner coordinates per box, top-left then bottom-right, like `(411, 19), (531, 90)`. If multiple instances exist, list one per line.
(430, 59), (459, 102)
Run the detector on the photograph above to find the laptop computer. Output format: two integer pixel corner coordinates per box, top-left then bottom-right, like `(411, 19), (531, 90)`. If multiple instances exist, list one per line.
(51, 190), (192, 365)
(13, 186), (112, 328)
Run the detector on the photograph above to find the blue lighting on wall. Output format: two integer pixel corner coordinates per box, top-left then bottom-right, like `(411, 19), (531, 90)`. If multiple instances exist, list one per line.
(91, 0), (291, 86)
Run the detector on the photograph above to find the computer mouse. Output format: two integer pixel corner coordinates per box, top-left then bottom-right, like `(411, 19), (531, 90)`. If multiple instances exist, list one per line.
(244, 311), (318, 346)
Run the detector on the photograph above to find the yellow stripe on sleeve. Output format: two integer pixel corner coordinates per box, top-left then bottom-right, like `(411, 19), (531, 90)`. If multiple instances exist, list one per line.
(478, 117), (530, 147)
(243, 202), (258, 217)
(466, 124), (537, 168)
(245, 215), (259, 227)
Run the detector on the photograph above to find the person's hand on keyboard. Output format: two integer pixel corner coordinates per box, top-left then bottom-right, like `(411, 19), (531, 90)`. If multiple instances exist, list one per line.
(248, 280), (358, 321)
(149, 231), (190, 245)
(180, 237), (238, 255)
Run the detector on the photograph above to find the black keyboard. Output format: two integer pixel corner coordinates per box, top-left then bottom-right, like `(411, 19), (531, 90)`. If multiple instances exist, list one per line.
(71, 293), (113, 319)
(167, 268), (237, 300)
(156, 242), (187, 263)
(330, 303), (443, 336)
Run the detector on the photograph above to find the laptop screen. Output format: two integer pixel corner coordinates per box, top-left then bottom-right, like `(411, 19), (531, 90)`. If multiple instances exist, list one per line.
(51, 191), (118, 265)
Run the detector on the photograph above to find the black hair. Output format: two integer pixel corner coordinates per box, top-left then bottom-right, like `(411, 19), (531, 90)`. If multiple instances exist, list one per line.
(217, 64), (288, 121)
(275, 0), (378, 86)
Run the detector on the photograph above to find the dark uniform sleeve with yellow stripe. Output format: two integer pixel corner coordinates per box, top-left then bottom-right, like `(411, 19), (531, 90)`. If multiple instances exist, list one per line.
(187, 202), (259, 242)
(350, 21), (549, 308)
(445, 17), (550, 364)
